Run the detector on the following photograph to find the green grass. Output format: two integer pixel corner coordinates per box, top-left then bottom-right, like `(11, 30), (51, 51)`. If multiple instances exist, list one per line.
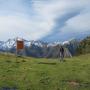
(0, 53), (90, 90)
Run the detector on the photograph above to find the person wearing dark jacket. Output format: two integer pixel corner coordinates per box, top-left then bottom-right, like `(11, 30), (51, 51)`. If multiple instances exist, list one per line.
(60, 46), (64, 61)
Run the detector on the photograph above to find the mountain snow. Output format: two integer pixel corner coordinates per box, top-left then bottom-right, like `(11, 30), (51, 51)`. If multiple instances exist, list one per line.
(0, 38), (78, 51)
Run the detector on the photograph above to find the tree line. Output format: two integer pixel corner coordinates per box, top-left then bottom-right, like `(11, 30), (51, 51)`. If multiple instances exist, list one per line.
(76, 36), (90, 55)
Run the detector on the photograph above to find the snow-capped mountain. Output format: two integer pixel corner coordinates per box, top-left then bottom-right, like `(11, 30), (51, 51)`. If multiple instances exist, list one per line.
(2, 39), (16, 50)
(0, 39), (48, 50)
(63, 39), (79, 55)
(0, 41), (4, 50)
(47, 42), (62, 47)
(0, 38), (79, 57)
(30, 40), (48, 47)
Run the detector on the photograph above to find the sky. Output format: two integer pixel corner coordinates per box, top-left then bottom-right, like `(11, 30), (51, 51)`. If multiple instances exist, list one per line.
(0, 0), (90, 42)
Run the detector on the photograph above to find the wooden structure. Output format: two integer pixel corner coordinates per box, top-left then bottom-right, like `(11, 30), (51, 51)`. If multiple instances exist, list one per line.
(17, 40), (24, 50)
(16, 38), (25, 56)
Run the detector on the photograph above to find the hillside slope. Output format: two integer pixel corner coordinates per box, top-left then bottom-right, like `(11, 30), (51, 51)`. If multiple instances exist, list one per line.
(77, 36), (90, 55)
(0, 54), (90, 90)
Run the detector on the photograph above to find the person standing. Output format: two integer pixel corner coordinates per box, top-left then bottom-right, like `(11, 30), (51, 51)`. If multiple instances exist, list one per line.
(59, 46), (64, 61)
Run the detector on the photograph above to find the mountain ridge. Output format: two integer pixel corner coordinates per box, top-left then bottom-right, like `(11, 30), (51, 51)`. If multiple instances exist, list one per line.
(0, 38), (79, 58)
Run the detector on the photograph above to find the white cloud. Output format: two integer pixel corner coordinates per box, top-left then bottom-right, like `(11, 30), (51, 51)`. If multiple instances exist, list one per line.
(58, 5), (90, 35)
(0, 0), (90, 41)
(66, 13), (90, 31)
(0, 14), (54, 40)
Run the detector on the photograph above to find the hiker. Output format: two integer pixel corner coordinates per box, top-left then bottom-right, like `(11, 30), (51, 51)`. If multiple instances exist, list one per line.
(59, 46), (64, 61)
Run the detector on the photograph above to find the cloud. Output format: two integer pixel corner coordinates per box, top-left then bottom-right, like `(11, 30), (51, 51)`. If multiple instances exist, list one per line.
(65, 13), (90, 32)
(40, 0), (90, 42)
(0, 0), (90, 41)
(0, 14), (54, 40)
(0, 0), (54, 40)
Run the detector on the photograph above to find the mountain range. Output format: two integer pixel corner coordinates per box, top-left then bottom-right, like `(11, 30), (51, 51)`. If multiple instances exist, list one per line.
(0, 38), (80, 58)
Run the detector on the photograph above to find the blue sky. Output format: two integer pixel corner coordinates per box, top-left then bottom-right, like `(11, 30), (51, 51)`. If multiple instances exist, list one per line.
(0, 0), (90, 42)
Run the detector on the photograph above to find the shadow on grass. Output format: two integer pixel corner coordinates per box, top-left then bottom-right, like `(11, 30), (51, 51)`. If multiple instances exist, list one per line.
(38, 62), (57, 65)
(5, 60), (12, 63)
(1, 87), (18, 90)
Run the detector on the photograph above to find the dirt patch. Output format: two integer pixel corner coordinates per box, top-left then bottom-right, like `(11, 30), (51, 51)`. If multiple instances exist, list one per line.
(68, 81), (80, 87)
(67, 80), (90, 88)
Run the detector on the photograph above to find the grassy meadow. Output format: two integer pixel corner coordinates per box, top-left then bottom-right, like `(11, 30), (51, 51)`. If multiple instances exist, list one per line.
(0, 53), (90, 90)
